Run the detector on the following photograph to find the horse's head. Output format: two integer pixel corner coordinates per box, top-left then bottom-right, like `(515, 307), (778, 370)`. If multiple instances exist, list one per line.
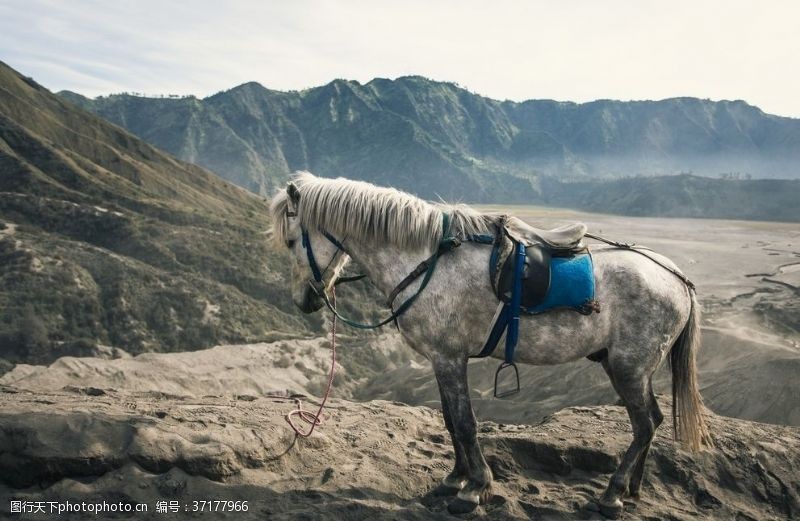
(269, 180), (351, 313)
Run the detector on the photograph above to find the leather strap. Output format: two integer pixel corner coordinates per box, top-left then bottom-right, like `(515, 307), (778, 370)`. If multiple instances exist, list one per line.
(584, 232), (696, 291)
(311, 212), (457, 330)
(386, 236), (461, 308)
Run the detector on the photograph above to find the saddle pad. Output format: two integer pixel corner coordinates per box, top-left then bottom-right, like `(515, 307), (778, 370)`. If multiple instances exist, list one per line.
(523, 253), (595, 314)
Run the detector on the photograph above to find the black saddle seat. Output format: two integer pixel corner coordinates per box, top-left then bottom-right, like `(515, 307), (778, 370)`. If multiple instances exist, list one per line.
(489, 216), (588, 310)
(497, 244), (551, 308)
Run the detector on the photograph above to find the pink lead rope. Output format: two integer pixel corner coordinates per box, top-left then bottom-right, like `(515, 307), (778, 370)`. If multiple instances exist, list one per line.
(285, 287), (337, 438)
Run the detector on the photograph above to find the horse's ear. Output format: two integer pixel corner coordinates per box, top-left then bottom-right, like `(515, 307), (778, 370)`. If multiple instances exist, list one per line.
(286, 182), (301, 206)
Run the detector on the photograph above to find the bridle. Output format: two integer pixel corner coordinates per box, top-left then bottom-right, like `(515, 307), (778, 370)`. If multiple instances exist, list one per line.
(286, 205), (459, 329)
(300, 226), (349, 290)
(285, 200), (357, 290)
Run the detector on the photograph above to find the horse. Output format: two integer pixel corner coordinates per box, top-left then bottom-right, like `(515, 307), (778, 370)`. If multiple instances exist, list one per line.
(269, 171), (713, 518)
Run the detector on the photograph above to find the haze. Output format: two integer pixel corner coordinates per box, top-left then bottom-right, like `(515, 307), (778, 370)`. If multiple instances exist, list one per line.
(1, 0), (799, 117)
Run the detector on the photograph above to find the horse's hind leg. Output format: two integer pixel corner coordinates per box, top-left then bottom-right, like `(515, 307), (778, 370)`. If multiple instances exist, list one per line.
(432, 355), (492, 514)
(627, 383), (663, 498)
(599, 359), (662, 519)
(599, 360), (664, 499)
(430, 374), (470, 495)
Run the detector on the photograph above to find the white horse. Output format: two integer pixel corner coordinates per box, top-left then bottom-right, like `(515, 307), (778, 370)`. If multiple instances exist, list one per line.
(270, 172), (712, 518)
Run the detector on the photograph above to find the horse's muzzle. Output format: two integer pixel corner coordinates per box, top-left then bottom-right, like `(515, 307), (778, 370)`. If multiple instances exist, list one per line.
(295, 283), (324, 313)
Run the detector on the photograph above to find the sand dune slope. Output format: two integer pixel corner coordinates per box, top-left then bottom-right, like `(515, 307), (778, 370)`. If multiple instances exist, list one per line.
(0, 339), (347, 399)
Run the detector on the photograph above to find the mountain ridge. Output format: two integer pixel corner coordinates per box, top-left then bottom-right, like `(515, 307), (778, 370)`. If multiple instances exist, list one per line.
(58, 76), (800, 212)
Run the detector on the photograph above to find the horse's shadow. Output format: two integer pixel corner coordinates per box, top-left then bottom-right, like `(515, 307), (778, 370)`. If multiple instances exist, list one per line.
(414, 441), (626, 519)
(417, 477), (615, 520)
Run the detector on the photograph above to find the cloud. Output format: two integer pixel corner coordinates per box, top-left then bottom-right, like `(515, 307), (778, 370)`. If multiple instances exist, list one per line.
(1, 0), (799, 117)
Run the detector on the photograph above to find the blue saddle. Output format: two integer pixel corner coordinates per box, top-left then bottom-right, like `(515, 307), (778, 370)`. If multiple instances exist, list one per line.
(524, 253), (595, 314)
(469, 234), (599, 397)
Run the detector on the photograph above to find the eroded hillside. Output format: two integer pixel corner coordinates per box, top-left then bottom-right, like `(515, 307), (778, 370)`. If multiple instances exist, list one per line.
(0, 61), (318, 364)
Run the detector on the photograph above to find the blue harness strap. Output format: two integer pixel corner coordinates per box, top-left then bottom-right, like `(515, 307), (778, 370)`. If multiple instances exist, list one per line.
(476, 305), (509, 358)
(504, 242), (526, 364)
(471, 240), (526, 363)
(301, 230), (323, 283)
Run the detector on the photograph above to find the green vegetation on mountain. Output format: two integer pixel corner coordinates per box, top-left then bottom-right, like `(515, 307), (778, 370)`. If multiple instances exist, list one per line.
(0, 61), (326, 365)
(61, 76), (800, 205)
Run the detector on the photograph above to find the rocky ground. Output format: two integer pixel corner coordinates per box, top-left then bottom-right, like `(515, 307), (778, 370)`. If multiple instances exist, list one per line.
(1, 384), (798, 520)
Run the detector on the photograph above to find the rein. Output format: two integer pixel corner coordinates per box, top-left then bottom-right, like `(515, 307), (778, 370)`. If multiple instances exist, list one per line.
(301, 212), (459, 329)
(283, 213), (456, 437)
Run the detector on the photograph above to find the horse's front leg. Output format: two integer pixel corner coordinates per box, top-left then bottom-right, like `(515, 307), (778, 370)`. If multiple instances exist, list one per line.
(430, 375), (470, 495)
(432, 355), (493, 514)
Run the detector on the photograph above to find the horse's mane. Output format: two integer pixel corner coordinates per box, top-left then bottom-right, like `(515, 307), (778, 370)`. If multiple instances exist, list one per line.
(270, 172), (491, 251)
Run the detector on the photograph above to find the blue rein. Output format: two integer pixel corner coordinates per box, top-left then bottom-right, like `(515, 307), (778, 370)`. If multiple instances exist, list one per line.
(302, 229), (345, 284)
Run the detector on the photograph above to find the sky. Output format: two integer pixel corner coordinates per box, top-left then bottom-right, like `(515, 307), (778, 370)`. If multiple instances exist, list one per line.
(1, 0), (799, 117)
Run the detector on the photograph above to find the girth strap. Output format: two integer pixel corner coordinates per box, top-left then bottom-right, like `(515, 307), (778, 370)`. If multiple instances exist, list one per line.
(471, 241), (526, 360)
(504, 241), (526, 363)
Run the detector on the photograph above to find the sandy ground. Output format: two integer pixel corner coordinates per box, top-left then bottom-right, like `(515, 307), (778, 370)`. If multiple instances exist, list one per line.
(0, 339), (338, 399)
(1, 386), (798, 520)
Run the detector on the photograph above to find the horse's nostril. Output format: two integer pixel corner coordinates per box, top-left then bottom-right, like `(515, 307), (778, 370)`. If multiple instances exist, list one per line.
(294, 285), (324, 314)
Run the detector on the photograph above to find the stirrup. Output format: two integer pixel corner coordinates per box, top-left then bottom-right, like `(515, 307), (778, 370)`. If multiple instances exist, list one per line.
(493, 362), (520, 398)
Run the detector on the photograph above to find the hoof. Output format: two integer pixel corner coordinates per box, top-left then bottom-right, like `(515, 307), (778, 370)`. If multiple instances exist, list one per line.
(429, 483), (461, 497)
(598, 499), (623, 519)
(447, 497), (479, 515)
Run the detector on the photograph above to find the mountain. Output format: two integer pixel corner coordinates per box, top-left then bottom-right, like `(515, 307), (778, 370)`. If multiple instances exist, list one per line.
(0, 61), (324, 365)
(60, 76), (800, 203)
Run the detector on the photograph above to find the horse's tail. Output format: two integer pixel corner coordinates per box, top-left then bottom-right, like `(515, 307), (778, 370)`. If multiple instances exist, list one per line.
(670, 291), (713, 451)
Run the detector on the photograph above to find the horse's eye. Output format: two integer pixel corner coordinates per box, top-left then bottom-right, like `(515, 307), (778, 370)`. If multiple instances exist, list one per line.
(287, 240), (295, 249)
